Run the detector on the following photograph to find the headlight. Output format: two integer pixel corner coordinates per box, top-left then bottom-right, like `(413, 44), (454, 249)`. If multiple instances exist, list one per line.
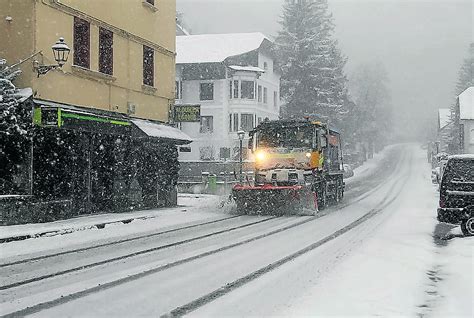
(255, 150), (267, 162)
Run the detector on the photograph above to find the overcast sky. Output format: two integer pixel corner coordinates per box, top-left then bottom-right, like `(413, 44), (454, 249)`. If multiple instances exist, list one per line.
(177, 0), (472, 139)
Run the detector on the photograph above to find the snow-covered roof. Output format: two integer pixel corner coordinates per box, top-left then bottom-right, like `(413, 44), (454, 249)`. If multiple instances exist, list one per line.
(438, 108), (451, 130)
(448, 154), (474, 160)
(228, 65), (266, 73)
(458, 87), (473, 120)
(176, 32), (270, 64)
(132, 119), (192, 145)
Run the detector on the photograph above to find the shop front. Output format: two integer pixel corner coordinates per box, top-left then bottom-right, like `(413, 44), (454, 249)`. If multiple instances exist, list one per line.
(0, 99), (191, 224)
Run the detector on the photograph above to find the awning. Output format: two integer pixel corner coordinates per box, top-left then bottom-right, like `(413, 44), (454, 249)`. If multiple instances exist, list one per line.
(132, 119), (192, 145)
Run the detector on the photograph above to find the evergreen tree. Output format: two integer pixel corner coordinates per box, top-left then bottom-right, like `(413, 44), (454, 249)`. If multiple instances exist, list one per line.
(0, 58), (24, 135)
(0, 59), (31, 194)
(348, 62), (392, 154)
(454, 43), (473, 96)
(275, 0), (348, 124)
(447, 43), (473, 153)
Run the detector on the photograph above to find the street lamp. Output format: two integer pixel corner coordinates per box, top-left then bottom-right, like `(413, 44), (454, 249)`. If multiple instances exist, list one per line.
(34, 37), (70, 77)
(237, 130), (245, 184)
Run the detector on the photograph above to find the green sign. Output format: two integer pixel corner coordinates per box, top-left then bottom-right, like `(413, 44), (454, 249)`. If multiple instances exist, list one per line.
(174, 105), (201, 122)
(33, 106), (131, 128)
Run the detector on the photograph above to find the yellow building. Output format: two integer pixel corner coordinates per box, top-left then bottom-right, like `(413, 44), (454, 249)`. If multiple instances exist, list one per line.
(0, 0), (192, 223)
(0, 0), (176, 121)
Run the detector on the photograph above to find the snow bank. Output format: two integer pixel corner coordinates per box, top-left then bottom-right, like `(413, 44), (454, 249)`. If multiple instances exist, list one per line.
(0, 194), (226, 259)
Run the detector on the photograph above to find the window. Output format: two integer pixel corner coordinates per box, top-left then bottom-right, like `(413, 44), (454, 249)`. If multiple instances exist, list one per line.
(175, 80), (182, 99)
(258, 117), (262, 125)
(73, 17), (90, 68)
(179, 146), (191, 153)
(233, 80), (239, 98)
(200, 116), (213, 133)
(229, 114), (233, 132)
(229, 80), (233, 99)
(200, 147), (214, 161)
(99, 28), (113, 75)
(263, 62), (268, 70)
(241, 80), (255, 99)
(471, 128), (474, 144)
(263, 87), (268, 104)
(241, 114), (254, 132)
(274, 91), (278, 107)
(220, 147), (231, 160)
(143, 45), (154, 86)
(257, 85), (262, 102)
(200, 82), (214, 101)
(233, 113), (239, 132)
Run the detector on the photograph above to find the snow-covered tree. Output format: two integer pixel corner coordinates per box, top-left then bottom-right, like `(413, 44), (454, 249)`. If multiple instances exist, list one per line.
(348, 61), (392, 154)
(454, 43), (473, 96)
(446, 43), (473, 153)
(275, 0), (348, 123)
(0, 58), (25, 135)
(0, 59), (31, 195)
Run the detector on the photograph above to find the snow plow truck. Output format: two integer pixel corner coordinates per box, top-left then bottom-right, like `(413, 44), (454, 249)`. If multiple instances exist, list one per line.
(232, 119), (344, 215)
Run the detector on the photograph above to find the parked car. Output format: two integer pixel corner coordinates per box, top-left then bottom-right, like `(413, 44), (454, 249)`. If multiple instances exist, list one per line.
(431, 166), (441, 184)
(343, 163), (354, 179)
(437, 155), (474, 236)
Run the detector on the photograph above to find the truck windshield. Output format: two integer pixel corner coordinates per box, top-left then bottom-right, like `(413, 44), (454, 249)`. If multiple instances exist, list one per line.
(257, 126), (314, 149)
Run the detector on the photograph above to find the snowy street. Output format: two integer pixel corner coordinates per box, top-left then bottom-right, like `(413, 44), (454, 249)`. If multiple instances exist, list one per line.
(1, 0), (472, 317)
(0, 144), (471, 317)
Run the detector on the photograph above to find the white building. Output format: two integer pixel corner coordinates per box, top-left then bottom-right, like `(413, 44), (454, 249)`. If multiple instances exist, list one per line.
(175, 33), (281, 162)
(457, 87), (474, 154)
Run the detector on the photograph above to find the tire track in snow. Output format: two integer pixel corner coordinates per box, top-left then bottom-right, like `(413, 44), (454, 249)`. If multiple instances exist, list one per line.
(0, 215), (241, 268)
(0, 216), (277, 291)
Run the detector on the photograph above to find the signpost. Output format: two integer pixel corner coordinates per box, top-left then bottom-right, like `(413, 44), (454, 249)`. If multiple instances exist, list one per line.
(174, 104), (201, 123)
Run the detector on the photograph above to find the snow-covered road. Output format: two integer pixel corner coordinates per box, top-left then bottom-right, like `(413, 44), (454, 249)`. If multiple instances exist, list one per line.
(0, 144), (471, 317)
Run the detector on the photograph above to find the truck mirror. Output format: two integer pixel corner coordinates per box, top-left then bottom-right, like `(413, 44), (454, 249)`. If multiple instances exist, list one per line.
(320, 136), (327, 148)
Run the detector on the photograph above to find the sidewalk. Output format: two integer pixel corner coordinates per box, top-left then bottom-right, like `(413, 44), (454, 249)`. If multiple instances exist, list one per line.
(0, 194), (226, 243)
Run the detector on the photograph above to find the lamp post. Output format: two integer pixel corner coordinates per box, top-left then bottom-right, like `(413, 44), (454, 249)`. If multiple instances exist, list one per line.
(237, 130), (245, 184)
(33, 37), (70, 77)
(26, 38), (70, 195)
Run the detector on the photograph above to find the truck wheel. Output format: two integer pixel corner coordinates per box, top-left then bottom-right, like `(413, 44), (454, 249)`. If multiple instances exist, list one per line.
(461, 217), (474, 236)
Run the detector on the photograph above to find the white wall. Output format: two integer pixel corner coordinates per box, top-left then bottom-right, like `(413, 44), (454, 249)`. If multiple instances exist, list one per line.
(176, 51), (281, 161)
(462, 120), (474, 154)
(178, 78), (230, 161)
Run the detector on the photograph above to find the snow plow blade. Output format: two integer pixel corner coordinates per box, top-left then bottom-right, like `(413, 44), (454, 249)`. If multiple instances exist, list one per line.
(232, 184), (317, 215)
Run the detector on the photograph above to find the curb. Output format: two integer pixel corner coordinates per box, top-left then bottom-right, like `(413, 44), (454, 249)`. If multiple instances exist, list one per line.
(0, 214), (160, 244)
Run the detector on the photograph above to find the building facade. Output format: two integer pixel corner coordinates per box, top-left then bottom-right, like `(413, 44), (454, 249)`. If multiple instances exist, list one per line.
(0, 0), (190, 224)
(456, 87), (474, 154)
(0, 0), (176, 120)
(175, 33), (281, 162)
